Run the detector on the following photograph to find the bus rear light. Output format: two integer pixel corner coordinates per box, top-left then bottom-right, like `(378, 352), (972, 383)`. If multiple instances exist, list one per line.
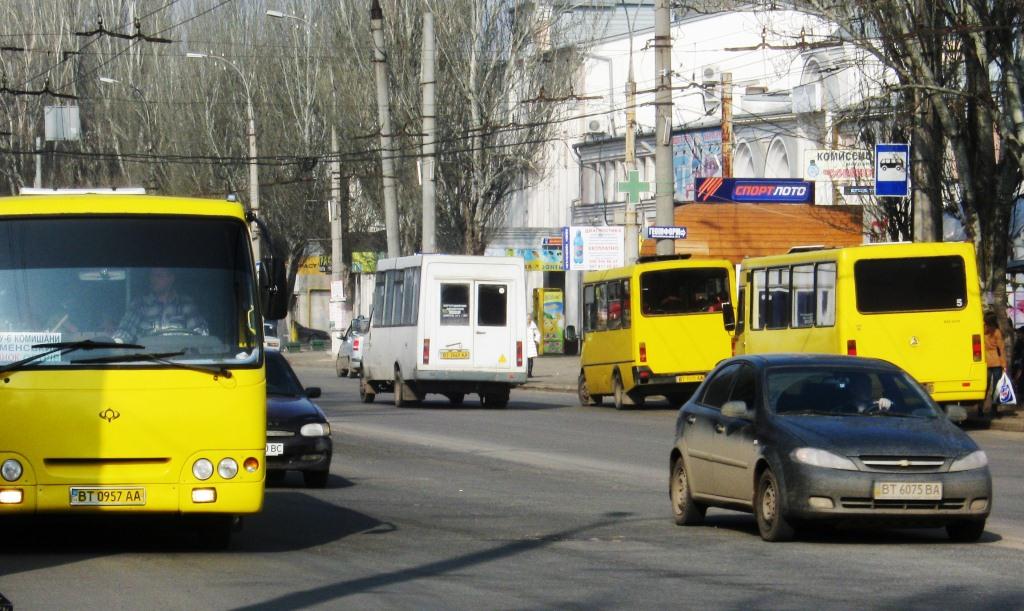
(972, 334), (982, 361)
(243, 457), (259, 473)
(846, 340), (857, 356)
(516, 341), (523, 367)
(191, 488), (217, 503)
(0, 489), (23, 504)
(639, 370), (651, 381)
(423, 339), (430, 365)
(639, 342), (647, 363)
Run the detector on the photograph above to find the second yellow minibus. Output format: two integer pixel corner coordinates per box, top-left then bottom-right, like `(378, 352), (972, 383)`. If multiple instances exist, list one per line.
(735, 242), (986, 407)
(578, 256), (736, 409)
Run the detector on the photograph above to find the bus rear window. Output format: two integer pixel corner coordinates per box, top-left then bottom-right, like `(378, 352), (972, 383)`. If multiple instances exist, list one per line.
(640, 268), (729, 316)
(855, 256), (967, 313)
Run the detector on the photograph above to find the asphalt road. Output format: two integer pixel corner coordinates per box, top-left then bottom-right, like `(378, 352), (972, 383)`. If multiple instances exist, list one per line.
(1, 364), (1023, 609)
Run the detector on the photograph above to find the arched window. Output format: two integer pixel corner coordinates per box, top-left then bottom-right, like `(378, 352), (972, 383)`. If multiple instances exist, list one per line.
(764, 138), (791, 178)
(734, 141), (756, 178)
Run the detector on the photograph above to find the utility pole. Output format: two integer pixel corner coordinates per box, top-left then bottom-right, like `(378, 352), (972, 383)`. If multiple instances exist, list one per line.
(330, 127), (348, 355)
(624, 60), (639, 265)
(421, 10), (437, 254)
(370, 0), (401, 258)
(34, 136), (42, 188)
(653, 0), (674, 256)
(245, 85), (260, 261)
(721, 72), (733, 178)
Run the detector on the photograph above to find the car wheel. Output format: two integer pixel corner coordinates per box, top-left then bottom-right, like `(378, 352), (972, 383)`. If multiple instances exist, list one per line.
(670, 457), (706, 526)
(946, 519), (986, 542)
(755, 469), (795, 542)
(578, 372), (601, 406)
(348, 367), (359, 379)
(447, 393), (465, 406)
(359, 378), (375, 404)
(303, 470), (330, 489)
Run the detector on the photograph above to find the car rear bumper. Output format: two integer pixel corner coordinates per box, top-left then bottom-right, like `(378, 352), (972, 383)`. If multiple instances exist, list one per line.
(782, 463), (992, 523)
(415, 369), (527, 385)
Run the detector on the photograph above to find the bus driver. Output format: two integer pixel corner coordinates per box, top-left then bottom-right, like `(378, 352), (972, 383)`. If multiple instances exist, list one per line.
(114, 268), (209, 343)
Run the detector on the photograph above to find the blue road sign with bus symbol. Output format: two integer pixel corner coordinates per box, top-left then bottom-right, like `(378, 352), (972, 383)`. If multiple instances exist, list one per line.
(875, 143), (909, 197)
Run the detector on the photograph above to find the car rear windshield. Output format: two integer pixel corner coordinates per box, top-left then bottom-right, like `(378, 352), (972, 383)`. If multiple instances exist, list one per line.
(767, 366), (939, 418)
(854, 256), (967, 313)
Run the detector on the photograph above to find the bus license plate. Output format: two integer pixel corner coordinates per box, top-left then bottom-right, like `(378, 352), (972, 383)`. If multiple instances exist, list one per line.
(873, 482), (942, 500)
(440, 350), (470, 360)
(69, 487), (146, 506)
(266, 442), (284, 457)
(676, 374), (705, 383)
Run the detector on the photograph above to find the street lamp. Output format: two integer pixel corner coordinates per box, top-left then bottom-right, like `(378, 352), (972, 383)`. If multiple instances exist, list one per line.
(98, 76), (157, 190)
(265, 9), (306, 23)
(186, 51), (261, 261)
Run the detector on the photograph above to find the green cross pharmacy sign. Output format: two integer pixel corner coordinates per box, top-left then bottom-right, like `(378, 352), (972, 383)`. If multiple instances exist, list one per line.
(617, 170), (650, 204)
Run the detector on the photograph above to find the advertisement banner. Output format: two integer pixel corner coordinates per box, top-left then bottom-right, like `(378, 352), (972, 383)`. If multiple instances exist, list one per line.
(351, 252), (379, 274)
(673, 129), (723, 201)
(533, 288), (564, 355)
(562, 226), (625, 271)
(694, 177), (814, 204)
(485, 238), (564, 272)
(298, 255), (331, 275)
(803, 149), (874, 182)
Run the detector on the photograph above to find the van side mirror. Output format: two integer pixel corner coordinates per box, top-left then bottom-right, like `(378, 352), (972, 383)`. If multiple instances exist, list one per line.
(722, 302), (736, 332)
(721, 400), (753, 420)
(260, 257), (289, 320)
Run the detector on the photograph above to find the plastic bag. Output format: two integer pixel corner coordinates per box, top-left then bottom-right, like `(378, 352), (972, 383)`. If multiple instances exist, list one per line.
(997, 370), (1017, 405)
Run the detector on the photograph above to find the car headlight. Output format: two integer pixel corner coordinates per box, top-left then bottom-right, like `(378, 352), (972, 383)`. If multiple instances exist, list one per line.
(300, 422), (330, 437)
(218, 458), (239, 479)
(949, 450), (988, 472)
(192, 458), (214, 480)
(791, 447), (858, 471)
(1, 459), (23, 482)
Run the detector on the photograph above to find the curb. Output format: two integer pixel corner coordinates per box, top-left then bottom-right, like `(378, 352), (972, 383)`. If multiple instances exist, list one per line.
(522, 384), (575, 394)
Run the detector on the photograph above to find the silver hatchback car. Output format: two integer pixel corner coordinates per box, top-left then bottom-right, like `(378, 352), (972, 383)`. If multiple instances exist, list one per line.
(335, 316), (369, 378)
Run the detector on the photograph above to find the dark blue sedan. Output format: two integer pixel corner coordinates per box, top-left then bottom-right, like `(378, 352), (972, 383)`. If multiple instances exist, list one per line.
(266, 350), (333, 487)
(669, 354), (992, 542)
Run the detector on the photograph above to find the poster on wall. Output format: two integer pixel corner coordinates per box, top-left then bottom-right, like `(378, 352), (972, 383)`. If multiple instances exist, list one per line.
(562, 226), (624, 271)
(673, 129), (723, 201)
(484, 236), (564, 272)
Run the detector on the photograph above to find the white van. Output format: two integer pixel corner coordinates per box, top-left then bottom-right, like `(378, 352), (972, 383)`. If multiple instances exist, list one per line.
(360, 254), (528, 407)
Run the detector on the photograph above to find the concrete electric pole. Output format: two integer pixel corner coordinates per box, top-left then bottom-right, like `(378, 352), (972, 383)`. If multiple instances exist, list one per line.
(370, 0), (401, 258)
(421, 10), (437, 254)
(721, 72), (733, 179)
(330, 126), (349, 355)
(653, 0), (675, 256)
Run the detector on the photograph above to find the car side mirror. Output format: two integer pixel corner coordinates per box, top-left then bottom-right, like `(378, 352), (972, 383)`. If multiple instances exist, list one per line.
(945, 404), (967, 423)
(721, 400), (753, 420)
(721, 302), (736, 331)
(305, 387), (322, 399)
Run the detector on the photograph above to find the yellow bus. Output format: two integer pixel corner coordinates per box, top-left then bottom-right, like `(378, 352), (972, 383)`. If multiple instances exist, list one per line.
(735, 242), (986, 407)
(578, 256), (736, 409)
(0, 192), (288, 546)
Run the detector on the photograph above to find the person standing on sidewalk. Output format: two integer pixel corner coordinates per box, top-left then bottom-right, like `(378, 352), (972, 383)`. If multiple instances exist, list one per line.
(527, 314), (540, 377)
(983, 311), (1007, 419)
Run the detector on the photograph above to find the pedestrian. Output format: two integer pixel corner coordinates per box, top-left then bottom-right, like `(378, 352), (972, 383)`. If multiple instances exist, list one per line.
(982, 311), (1006, 419)
(527, 314), (540, 377)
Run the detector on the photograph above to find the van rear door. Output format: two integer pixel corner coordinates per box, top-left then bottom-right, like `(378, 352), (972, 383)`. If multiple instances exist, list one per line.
(473, 282), (512, 369)
(435, 282), (474, 366)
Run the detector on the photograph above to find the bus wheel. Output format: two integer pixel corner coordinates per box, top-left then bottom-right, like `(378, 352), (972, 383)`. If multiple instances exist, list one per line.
(394, 369), (412, 407)
(613, 371), (634, 410)
(578, 372), (601, 406)
(359, 378), (375, 404)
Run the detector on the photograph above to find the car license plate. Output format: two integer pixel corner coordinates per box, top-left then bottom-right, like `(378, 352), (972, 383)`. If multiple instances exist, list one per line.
(69, 487), (146, 506)
(266, 442), (284, 457)
(440, 349), (470, 360)
(676, 374), (705, 383)
(873, 482), (942, 500)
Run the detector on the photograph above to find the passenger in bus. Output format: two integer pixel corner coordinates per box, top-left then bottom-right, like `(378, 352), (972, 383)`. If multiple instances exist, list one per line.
(982, 311), (1006, 418)
(114, 268), (209, 343)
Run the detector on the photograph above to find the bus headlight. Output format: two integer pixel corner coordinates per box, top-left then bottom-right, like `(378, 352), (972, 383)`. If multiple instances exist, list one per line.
(218, 458), (239, 479)
(192, 458), (214, 481)
(1, 459), (22, 482)
(300, 422), (330, 437)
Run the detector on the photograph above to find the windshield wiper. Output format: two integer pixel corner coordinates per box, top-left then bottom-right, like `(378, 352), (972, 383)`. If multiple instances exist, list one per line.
(71, 351), (233, 379)
(0, 340), (144, 376)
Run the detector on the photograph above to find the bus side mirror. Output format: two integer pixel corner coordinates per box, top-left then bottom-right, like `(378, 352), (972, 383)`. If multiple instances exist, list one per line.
(260, 257), (289, 320)
(722, 302), (736, 332)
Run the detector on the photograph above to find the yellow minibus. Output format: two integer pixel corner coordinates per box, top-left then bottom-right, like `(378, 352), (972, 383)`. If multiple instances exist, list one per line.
(0, 192), (288, 546)
(578, 256), (736, 409)
(735, 242), (986, 407)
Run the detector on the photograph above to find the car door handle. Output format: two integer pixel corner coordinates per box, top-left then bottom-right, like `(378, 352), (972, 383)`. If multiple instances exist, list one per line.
(714, 423), (726, 434)
(685, 415), (696, 424)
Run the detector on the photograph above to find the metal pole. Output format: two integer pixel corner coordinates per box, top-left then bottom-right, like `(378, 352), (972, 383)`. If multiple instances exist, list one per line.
(330, 126), (347, 355)
(34, 136), (41, 188)
(371, 0), (401, 258)
(624, 61), (639, 265)
(721, 72), (733, 179)
(421, 10), (437, 254)
(654, 0), (675, 256)
(246, 94), (261, 261)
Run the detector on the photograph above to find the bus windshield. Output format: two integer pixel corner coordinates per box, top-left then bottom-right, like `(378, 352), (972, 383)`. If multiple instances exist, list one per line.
(640, 268), (729, 316)
(854, 256), (967, 313)
(0, 216), (259, 367)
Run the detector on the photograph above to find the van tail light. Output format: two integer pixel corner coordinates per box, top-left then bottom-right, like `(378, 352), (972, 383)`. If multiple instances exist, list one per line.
(972, 334), (982, 362)
(353, 338), (360, 350)
(423, 339), (430, 365)
(846, 339), (857, 356)
(516, 341), (523, 367)
(639, 342), (647, 363)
